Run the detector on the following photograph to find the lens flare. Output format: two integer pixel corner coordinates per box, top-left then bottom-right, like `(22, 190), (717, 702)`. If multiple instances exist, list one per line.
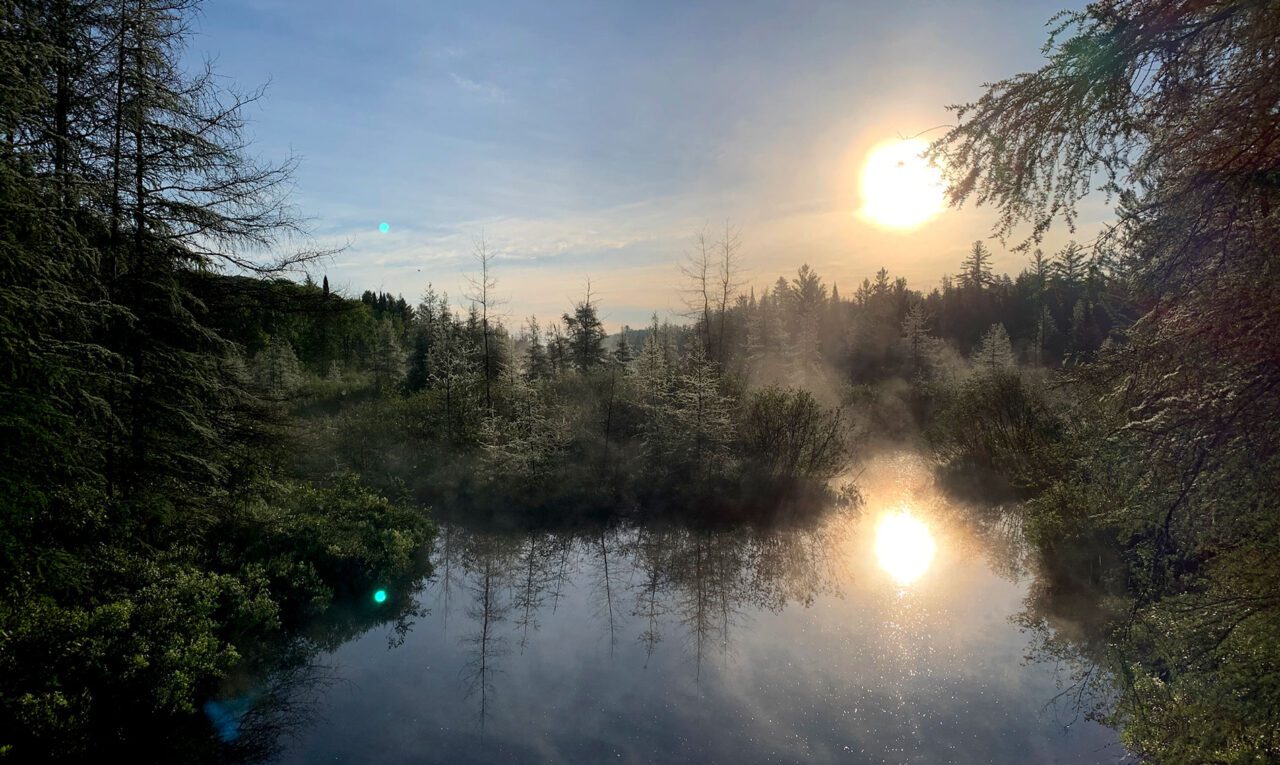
(874, 509), (936, 585)
(378, 222), (390, 234)
(373, 588), (388, 604)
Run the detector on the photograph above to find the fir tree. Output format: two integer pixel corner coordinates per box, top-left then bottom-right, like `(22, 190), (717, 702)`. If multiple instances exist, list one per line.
(562, 285), (607, 373)
(523, 316), (552, 381)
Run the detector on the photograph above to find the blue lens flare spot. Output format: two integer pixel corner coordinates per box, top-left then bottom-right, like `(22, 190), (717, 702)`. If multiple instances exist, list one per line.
(378, 222), (390, 234)
(203, 698), (252, 743)
(373, 588), (388, 604)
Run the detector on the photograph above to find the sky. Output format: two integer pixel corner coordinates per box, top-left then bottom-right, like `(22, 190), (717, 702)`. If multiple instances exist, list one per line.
(189, 0), (1102, 330)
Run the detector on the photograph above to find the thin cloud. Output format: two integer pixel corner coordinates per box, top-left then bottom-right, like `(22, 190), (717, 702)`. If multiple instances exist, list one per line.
(450, 72), (509, 103)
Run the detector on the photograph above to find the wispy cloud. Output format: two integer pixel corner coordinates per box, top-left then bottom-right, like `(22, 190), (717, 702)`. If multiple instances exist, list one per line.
(449, 72), (509, 103)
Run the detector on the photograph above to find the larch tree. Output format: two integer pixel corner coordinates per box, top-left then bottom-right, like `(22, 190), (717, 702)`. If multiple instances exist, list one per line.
(0, 0), (343, 752)
(680, 228), (715, 358)
(713, 222), (744, 366)
(931, 1), (1280, 758)
(466, 233), (503, 411)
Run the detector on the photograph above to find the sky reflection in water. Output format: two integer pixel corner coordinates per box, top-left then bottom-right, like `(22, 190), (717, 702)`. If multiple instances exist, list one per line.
(272, 452), (1122, 764)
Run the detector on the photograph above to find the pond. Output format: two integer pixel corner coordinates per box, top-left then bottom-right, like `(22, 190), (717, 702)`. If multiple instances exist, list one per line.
(261, 451), (1125, 764)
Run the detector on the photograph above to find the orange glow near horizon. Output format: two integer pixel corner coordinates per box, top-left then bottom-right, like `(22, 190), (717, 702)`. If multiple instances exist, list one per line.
(858, 138), (946, 231)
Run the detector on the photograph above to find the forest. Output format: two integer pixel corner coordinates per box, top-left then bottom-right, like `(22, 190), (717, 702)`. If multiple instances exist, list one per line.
(2, 0), (1277, 762)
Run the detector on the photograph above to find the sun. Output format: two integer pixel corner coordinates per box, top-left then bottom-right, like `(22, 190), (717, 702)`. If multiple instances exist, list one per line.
(858, 138), (946, 230)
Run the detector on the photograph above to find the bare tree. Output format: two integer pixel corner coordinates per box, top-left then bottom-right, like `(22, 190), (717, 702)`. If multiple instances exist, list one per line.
(714, 221), (745, 366)
(682, 223), (744, 365)
(590, 529), (623, 657)
(465, 232), (504, 412)
(680, 228), (715, 357)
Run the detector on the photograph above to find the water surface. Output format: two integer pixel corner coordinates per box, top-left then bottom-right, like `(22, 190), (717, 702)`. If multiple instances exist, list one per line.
(270, 452), (1124, 764)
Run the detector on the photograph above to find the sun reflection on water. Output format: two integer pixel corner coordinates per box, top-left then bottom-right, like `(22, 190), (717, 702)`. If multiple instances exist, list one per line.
(874, 508), (937, 585)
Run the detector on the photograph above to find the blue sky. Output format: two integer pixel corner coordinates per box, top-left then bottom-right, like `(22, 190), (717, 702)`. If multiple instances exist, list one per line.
(189, 0), (1096, 329)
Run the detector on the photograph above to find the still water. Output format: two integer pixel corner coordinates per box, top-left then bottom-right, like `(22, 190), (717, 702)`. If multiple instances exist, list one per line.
(268, 452), (1124, 764)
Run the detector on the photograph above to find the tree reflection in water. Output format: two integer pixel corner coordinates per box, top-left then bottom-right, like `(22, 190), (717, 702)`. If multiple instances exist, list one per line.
(203, 580), (431, 763)
(258, 453), (1127, 763)
(430, 508), (858, 723)
(459, 533), (517, 728)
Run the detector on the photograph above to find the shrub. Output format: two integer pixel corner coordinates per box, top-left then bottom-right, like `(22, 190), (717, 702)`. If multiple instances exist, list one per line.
(928, 369), (1061, 495)
(739, 386), (848, 485)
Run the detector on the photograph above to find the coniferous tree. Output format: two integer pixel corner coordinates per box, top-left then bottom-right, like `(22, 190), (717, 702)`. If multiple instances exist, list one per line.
(788, 264), (827, 376)
(973, 323), (1014, 372)
(1052, 241), (1087, 288)
(745, 291), (775, 368)
(370, 319), (406, 390)
(790, 264), (828, 314)
(545, 320), (569, 376)
(427, 304), (478, 442)
(523, 316), (552, 381)
(635, 315), (669, 402)
(252, 335), (302, 398)
(562, 285), (606, 373)
(959, 241), (994, 289)
(932, 5), (1280, 752)
(0, 0), (364, 754)
(873, 267), (891, 295)
(613, 332), (634, 365)
(900, 302), (939, 378)
(671, 343), (735, 482)
(466, 234), (502, 410)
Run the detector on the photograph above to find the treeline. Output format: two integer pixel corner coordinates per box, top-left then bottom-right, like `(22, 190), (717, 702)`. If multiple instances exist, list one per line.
(693, 238), (1122, 386)
(283, 275), (853, 519)
(275, 225), (1118, 520)
(0, 1), (432, 759)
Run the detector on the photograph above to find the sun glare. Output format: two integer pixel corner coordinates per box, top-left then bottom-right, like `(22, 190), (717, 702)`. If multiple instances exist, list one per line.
(874, 509), (937, 585)
(858, 138), (946, 230)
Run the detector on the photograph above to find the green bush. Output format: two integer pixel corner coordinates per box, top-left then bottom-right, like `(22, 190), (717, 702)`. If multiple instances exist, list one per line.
(739, 386), (848, 484)
(216, 475), (434, 615)
(928, 369), (1061, 495)
(0, 477), (434, 760)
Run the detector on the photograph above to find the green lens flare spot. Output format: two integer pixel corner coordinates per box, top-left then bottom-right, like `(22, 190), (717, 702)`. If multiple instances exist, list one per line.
(378, 222), (390, 234)
(373, 589), (388, 604)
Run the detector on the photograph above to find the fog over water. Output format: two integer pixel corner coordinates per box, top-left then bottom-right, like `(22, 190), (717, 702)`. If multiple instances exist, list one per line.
(268, 452), (1123, 764)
